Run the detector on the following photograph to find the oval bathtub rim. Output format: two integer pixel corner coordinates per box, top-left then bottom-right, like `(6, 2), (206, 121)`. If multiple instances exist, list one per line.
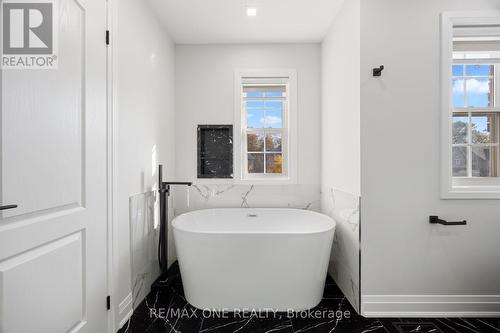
(171, 207), (337, 236)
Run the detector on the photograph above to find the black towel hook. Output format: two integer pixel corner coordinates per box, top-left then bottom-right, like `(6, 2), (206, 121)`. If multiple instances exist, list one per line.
(373, 65), (384, 77)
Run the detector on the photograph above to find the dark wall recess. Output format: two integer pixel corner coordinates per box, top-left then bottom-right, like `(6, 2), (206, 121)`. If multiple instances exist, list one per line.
(197, 125), (233, 178)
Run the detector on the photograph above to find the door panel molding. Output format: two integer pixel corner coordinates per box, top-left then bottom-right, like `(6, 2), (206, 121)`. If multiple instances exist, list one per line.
(0, 232), (85, 332)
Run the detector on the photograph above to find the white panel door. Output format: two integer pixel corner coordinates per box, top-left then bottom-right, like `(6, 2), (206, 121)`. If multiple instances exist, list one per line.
(0, 0), (108, 332)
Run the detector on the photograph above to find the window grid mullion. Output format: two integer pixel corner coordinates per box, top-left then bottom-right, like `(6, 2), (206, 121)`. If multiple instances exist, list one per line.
(263, 152), (267, 175)
(468, 111), (472, 177)
(495, 64), (499, 109)
(263, 128), (267, 175)
(463, 66), (468, 107)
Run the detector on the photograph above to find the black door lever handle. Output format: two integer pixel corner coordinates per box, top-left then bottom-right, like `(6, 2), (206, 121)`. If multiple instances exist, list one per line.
(430, 215), (466, 226)
(0, 204), (18, 211)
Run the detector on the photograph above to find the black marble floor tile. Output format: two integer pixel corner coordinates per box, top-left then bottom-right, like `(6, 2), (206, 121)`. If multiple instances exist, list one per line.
(321, 283), (344, 300)
(380, 318), (500, 333)
(388, 321), (443, 333)
(290, 297), (386, 333)
(118, 263), (500, 333)
(431, 318), (500, 333)
(201, 316), (293, 333)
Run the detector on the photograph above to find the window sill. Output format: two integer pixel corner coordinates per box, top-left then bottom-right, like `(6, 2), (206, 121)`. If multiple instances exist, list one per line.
(238, 178), (296, 185)
(442, 178), (500, 199)
(194, 177), (297, 185)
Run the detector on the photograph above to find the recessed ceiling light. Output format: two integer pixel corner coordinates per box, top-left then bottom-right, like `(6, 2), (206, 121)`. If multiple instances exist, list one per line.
(246, 7), (257, 17)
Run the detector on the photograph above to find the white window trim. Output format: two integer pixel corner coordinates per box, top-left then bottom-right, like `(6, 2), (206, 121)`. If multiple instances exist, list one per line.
(234, 69), (298, 184)
(441, 11), (500, 199)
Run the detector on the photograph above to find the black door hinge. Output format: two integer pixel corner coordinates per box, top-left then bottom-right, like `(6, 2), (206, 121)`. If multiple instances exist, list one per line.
(106, 30), (110, 46)
(106, 295), (111, 310)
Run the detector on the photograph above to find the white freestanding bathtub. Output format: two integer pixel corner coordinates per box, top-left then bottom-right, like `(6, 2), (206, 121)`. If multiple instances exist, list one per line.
(172, 208), (336, 311)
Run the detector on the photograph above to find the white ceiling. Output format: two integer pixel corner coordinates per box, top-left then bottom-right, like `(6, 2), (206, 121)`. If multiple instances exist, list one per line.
(146, 0), (344, 44)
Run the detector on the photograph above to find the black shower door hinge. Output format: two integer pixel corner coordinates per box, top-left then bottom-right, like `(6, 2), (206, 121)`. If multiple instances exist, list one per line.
(106, 30), (110, 45)
(106, 295), (111, 310)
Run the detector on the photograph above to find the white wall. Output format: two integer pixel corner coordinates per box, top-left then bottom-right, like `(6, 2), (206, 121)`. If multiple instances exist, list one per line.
(113, 0), (175, 327)
(175, 44), (321, 185)
(320, 0), (361, 312)
(360, 0), (500, 316)
(172, 44), (322, 256)
(321, 0), (360, 198)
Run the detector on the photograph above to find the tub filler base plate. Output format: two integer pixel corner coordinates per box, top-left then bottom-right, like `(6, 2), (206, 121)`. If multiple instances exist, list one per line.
(151, 262), (182, 293)
(150, 273), (173, 293)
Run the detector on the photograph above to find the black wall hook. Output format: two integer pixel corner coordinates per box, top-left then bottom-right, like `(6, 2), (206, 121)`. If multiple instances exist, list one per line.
(373, 65), (384, 77)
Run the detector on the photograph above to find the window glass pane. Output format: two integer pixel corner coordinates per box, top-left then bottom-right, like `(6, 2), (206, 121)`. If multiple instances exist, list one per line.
(247, 133), (264, 152)
(471, 113), (498, 144)
(265, 92), (285, 97)
(247, 101), (265, 108)
(452, 114), (468, 144)
(247, 109), (264, 128)
(265, 133), (282, 152)
(465, 78), (493, 108)
(466, 64), (493, 76)
(243, 85), (286, 94)
(452, 79), (465, 108)
(246, 92), (264, 98)
(264, 109), (282, 128)
(265, 154), (283, 174)
(472, 146), (497, 177)
(452, 65), (463, 76)
(248, 153), (264, 173)
(266, 101), (283, 110)
(452, 146), (468, 176)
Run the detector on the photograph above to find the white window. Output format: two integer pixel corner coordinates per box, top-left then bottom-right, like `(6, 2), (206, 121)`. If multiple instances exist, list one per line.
(451, 64), (499, 178)
(234, 70), (297, 182)
(441, 12), (500, 198)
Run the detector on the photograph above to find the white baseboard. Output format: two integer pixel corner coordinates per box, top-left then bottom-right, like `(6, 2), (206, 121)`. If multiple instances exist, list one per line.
(362, 295), (500, 318)
(118, 292), (133, 328)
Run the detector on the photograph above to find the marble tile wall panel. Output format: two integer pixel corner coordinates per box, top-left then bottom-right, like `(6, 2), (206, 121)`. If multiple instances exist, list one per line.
(173, 184), (321, 215)
(130, 191), (159, 309)
(322, 187), (361, 313)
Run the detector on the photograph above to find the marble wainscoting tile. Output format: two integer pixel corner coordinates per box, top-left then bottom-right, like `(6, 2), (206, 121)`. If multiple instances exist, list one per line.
(173, 183), (321, 215)
(322, 187), (361, 314)
(129, 191), (159, 311)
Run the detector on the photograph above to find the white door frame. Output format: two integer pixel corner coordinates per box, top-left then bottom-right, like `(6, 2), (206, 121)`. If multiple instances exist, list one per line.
(106, 0), (122, 331)
(106, 0), (116, 332)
